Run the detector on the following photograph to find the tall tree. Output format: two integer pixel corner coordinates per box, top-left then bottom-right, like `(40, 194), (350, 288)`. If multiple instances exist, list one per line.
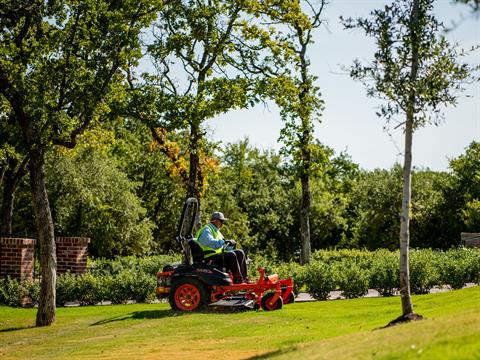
(0, 0), (159, 326)
(342, 0), (474, 323)
(272, 0), (326, 264)
(136, 0), (295, 206)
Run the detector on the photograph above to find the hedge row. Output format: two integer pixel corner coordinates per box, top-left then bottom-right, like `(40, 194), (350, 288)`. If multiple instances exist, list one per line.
(0, 255), (180, 307)
(1, 248), (479, 306)
(262, 248), (480, 300)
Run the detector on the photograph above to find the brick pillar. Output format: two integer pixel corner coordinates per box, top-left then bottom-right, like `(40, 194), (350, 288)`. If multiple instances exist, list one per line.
(56, 237), (90, 274)
(0, 237), (36, 281)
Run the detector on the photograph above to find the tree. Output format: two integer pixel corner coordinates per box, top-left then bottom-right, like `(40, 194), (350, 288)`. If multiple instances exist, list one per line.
(428, 142), (480, 247)
(110, 117), (186, 253)
(272, 0), (326, 264)
(342, 0), (474, 323)
(205, 139), (298, 260)
(348, 166), (403, 250)
(136, 0), (294, 208)
(46, 131), (154, 258)
(0, 0), (159, 326)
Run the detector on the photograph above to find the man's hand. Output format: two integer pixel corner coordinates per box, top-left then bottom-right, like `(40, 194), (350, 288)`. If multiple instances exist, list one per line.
(225, 239), (236, 248)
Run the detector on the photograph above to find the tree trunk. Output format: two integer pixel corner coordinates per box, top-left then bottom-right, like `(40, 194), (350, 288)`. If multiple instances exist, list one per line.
(29, 147), (57, 326)
(399, 118), (414, 316)
(299, 173), (311, 265)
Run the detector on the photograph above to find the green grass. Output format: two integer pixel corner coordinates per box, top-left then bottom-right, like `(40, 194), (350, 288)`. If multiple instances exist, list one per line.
(1, 286), (479, 359)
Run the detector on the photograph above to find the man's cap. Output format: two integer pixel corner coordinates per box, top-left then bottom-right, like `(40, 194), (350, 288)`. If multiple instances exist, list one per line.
(211, 212), (228, 222)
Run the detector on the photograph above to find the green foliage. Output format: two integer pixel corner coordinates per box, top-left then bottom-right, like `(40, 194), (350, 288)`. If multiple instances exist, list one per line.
(432, 142), (480, 248)
(56, 272), (80, 306)
(440, 248), (480, 289)
(270, 261), (306, 295)
(204, 140), (298, 260)
(342, 0), (474, 128)
(111, 121), (186, 253)
(0, 277), (39, 307)
(88, 254), (181, 276)
(0, 277), (24, 307)
(347, 166), (403, 250)
(47, 147), (154, 257)
(334, 260), (370, 299)
(1, 249), (480, 307)
(108, 270), (156, 304)
(303, 260), (337, 300)
(369, 250), (400, 296)
(410, 249), (441, 294)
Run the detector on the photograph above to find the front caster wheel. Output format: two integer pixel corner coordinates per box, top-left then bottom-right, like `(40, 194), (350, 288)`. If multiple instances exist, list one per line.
(261, 292), (283, 311)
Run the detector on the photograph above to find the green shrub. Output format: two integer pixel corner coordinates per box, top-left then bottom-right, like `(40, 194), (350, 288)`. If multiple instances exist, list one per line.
(24, 280), (40, 305)
(248, 256), (277, 277)
(271, 261), (306, 295)
(466, 249), (480, 284)
(57, 272), (79, 305)
(75, 273), (106, 305)
(303, 260), (336, 300)
(410, 249), (441, 294)
(454, 248), (480, 285)
(0, 277), (38, 307)
(88, 254), (181, 276)
(369, 250), (399, 296)
(108, 270), (156, 304)
(334, 260), (369, 299)
(0, 277), (23, 307)
(311, 249), (373, 266)
(440, 249), (474, 289)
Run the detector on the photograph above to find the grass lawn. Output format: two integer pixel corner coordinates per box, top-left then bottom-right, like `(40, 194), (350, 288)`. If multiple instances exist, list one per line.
(0, 286), (479, 360)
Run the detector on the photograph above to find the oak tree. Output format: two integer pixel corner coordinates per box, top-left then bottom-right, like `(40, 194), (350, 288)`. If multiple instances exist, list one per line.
(0, 0), (159, 326)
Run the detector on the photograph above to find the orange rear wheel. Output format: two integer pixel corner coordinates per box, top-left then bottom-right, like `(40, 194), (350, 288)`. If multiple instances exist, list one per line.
(169, 278), (209, 311)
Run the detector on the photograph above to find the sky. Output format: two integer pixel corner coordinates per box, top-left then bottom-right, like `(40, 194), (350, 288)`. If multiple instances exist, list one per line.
(205, 0), (480, 171)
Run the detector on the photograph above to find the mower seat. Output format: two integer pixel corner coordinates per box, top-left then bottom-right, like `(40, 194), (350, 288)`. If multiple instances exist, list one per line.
(188, 239), (206, 263)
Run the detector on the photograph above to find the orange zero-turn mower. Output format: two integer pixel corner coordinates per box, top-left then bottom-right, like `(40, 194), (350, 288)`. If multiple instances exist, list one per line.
(156, 197), (295, 312)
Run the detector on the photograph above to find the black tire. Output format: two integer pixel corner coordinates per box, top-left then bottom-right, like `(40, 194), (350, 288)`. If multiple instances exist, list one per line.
(169, 278), (210, 312)
(261, 292), (283, 311)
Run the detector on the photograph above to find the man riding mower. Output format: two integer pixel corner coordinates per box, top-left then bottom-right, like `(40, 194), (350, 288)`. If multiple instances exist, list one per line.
(156, 197), (294, 311)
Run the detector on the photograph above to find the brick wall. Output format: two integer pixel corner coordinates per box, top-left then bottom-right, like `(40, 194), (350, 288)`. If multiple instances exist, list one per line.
(0, 237), (36, 280)
(56, 237), (90, 274)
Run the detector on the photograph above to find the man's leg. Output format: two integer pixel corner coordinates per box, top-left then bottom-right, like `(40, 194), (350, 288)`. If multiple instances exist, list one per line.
(210, 252), (243, 283)
(233, 249), (248, 281)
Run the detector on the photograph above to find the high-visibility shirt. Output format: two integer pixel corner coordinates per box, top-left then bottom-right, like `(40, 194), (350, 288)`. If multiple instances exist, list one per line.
(195, 223), (224, 258)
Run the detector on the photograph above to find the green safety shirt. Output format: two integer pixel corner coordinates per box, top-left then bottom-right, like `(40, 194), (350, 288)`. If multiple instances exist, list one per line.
(194, 223), (224, 258)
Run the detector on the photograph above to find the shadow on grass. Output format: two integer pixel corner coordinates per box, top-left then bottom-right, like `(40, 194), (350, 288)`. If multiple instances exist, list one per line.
(246, 346), (298, 359)
(91, 309), (175, 326)
(0, 325), (35, 333)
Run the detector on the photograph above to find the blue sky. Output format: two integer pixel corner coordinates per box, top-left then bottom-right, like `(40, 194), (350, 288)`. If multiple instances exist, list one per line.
(206, 0), (480, 171)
